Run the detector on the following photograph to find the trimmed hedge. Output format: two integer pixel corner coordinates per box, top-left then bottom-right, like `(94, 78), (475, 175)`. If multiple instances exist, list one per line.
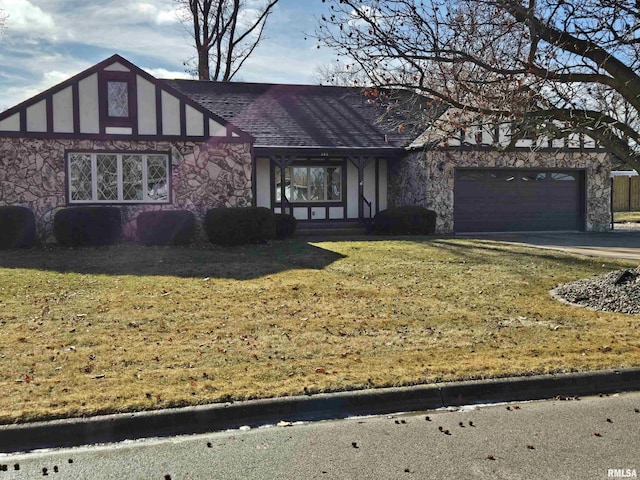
(204, 207), (276, 246)
(275, 213), (297, 239)
(137, 210), (196, 246)
(373, 206), (437, 235)
(0, 206), (36, 249)
(54, 207), (121, 247)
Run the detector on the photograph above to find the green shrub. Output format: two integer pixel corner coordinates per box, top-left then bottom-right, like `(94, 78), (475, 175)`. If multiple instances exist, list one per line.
(137, 210), (195, 246)
(54, 207), (121, 247)
(274, 213), (297, 239)
(0, 206), (36, 249)
(373, 206), (437, 235)
(204, 207), (276, 246)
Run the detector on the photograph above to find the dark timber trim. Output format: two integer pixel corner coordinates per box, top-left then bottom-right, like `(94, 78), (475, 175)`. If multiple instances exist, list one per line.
(72, 82), (80, 134)
(0, 54), (253, 142)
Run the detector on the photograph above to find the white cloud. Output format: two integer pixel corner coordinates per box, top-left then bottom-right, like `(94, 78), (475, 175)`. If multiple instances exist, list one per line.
(0, 55), (91, 109)
(144, 67), (192, 80)
(42, 69), (74, 86)
(156, 10), (179, 25)
(131, 1), (179, 26)
(0, 0), (330, 110)
(0, 0), (55, 34)
(133, 2), (156, 16)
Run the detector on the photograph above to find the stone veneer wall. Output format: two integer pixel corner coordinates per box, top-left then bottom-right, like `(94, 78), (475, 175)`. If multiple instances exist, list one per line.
(388, 149), (612, 233)
(0, 137), (253, 242)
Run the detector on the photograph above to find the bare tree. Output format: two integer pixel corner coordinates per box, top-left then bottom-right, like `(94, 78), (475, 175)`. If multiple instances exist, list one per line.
(177, 0), (279, 81)
(0, 9), (7, 34)
(313, 60), (370, 86)
(316, 0), (640, 170)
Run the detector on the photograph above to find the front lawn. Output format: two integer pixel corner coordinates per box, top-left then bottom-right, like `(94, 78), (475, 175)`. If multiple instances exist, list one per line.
(1, 238), (638, 423)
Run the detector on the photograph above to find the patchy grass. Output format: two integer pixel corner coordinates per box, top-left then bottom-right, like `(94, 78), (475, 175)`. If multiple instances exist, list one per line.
(0, 238), (639, 424)
(614, 211), (640, 223)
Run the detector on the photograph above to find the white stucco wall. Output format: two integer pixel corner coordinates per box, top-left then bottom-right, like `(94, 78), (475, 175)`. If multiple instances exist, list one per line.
(364, 161), (376, 216)
(347, 161), (359, 218)
(186, 105), (204, 137)
(0, 113), (19, 132)
(161, 91), (181, 136)
(255, 158), (271, 208)
(79, 73), (100, 134)
(378, 159), (388, 212)
(26, 100), (47, 132)
(137, 76), (157, 135)
(52, 87), (74, 134)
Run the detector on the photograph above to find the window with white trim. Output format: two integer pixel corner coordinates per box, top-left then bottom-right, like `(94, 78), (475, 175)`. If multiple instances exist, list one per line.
(275, 166), (342, 203)
(68, 152), (169, 203)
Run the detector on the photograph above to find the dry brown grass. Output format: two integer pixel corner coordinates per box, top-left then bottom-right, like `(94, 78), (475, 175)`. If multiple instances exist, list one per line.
(0, 238), (639, 424)
(614, 211), (640, 223)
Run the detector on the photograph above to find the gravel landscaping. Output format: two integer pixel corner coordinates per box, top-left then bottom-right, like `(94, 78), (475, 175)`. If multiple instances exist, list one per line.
(552, 267), (640, 314)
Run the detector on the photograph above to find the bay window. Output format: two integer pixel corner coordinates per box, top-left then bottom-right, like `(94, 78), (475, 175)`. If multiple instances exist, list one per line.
(67, 152), (169, 204)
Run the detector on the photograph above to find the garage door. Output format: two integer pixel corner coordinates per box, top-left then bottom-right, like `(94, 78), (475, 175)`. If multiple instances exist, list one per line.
(454, 169), (584, 232)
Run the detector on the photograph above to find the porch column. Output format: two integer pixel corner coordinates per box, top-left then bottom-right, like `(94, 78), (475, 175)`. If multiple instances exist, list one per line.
(271, 155), (295, 215)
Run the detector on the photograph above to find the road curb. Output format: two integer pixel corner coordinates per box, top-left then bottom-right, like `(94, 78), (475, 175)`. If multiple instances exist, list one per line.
(1, 368), (639, 453)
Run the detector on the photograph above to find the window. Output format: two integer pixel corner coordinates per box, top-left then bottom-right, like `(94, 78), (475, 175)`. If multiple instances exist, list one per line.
(107, 81), (129, 118)
(521, 172), (547, 182)
(100, 72), (135, 129)
(487, 171), (516, 182)
(68, 152), (169, 203)
(550, 172), (576, 182)
(275, 166), (341, 203)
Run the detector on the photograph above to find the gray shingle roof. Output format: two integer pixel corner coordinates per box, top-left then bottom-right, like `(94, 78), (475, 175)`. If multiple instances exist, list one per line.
(165, 80), (415, 150)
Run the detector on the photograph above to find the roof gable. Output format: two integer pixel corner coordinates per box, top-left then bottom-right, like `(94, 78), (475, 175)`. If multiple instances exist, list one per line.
(0, 55), (252, 142)
(409, 108), (602, 151)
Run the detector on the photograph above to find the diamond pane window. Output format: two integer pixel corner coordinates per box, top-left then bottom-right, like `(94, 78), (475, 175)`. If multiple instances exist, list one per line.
(326, 167), (341, 200)
(107, 81), (129, 118)
(69, 154), (93, 201)
(275, 166), (291, 203)
(96, 154), (118, 201)
(292, 167), (308, 201)
(68, 152), (169, 204)
(147, 155), (168, 201)
(309, 168), (324, 201)
(122, 155), (143, 201)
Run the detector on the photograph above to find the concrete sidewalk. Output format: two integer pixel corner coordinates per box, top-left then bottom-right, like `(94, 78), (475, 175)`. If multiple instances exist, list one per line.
(464, 228), (640, 261)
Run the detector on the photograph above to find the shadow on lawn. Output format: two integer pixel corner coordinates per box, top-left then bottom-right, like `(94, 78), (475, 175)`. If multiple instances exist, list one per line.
(0, 240), (346, 280)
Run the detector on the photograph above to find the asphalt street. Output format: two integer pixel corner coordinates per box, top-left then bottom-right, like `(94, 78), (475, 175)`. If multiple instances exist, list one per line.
(1, 392), (638, 480)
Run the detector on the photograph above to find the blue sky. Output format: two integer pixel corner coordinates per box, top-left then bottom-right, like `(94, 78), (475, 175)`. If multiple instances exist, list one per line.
(0, 0), (336, 110)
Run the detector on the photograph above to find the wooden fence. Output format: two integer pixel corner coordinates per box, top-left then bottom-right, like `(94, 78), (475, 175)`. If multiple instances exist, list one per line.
(613, 176), (640, 211)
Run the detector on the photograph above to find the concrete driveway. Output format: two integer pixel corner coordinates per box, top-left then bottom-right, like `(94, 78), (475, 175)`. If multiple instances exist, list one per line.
(462, 225), (640, 262)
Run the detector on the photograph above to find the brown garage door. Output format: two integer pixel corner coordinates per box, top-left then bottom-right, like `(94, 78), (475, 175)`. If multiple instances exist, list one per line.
(454, 169), (584, 232)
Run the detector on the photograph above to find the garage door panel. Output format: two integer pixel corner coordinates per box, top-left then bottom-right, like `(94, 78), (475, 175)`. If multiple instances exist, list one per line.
(454, 169), (583, 232)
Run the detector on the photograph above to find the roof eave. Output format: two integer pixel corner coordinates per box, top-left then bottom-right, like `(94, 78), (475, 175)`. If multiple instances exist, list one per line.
(254, 145), (406, 157)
